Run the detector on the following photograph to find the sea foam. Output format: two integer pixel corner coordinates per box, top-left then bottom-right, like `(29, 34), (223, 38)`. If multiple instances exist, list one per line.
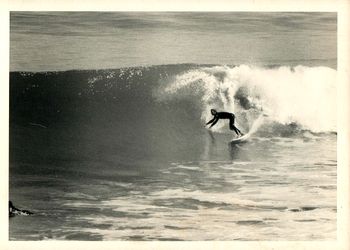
(160, 65), (337, 133)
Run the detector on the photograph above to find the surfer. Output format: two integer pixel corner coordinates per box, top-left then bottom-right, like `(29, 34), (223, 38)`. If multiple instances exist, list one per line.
(9, 201), (33, 217)
(206, 109), (243, 137)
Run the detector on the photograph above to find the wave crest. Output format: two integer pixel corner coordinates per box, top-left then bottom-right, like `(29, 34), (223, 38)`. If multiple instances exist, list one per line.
(158, 65), (337, 133)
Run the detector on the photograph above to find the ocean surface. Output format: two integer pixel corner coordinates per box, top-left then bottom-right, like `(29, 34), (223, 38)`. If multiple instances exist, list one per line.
(10, 12), (337, 71)
(9, 64), (337, 240)
(9, 12), (337, 241)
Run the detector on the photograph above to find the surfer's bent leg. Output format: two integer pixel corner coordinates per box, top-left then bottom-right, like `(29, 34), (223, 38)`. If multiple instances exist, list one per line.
(232, 126), (240, 136)
(229, 116), (236, 131)
(235, 125), (243, 136)
(229, 117), (242, 136)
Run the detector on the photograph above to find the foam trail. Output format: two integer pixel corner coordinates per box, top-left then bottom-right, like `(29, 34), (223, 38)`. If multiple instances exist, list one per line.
(249, 114), (265, 134)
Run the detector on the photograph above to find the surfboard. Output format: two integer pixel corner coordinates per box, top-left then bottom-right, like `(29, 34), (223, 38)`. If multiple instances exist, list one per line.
(230, 131), (252, 144)
(230, 114), (264, 144)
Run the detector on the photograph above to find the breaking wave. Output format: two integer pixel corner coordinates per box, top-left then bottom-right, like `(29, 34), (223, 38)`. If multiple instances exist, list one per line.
(156, 64), (336, 134)
(11, 64), (336, 143)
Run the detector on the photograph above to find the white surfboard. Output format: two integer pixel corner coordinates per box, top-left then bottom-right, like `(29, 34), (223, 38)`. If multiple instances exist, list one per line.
(230, 114), (264, 144)
(231, 131), (253, 143)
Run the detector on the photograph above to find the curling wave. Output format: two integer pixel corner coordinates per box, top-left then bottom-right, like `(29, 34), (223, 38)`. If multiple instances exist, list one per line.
(156, 64), (336, 134)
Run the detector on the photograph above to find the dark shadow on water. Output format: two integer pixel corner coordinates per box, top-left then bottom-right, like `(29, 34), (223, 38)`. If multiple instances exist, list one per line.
(228, 142), (248, 161)
(202, 129), (252, 162)
(207, 130), (215, 143)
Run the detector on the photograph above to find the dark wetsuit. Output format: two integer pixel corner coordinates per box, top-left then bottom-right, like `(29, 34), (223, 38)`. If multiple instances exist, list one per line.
(9, 201), (33, 217)
(206, 111), (243, 136)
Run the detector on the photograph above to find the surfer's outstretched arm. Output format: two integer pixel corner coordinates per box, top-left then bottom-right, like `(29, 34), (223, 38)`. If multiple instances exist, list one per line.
(209, 118), (219, 128)
(206, 117), (216, 125)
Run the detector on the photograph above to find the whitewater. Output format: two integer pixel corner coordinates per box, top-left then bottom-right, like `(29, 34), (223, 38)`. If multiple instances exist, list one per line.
(158, 64), (336, 133)
(9, 64), (337, 240)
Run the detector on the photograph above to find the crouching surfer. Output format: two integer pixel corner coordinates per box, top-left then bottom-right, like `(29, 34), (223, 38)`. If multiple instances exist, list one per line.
(9, 201), (33, 217)
(206, 109), (243, 137)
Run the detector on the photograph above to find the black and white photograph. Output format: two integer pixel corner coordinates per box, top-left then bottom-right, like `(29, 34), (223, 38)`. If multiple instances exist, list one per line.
(3, 0), (350, 248)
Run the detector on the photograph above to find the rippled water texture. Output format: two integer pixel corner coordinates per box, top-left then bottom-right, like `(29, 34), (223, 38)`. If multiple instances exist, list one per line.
(10, 130), (336, 240)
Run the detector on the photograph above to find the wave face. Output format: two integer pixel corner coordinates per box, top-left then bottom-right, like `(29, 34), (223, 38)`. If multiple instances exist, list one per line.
(10, 64), (336, 162)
